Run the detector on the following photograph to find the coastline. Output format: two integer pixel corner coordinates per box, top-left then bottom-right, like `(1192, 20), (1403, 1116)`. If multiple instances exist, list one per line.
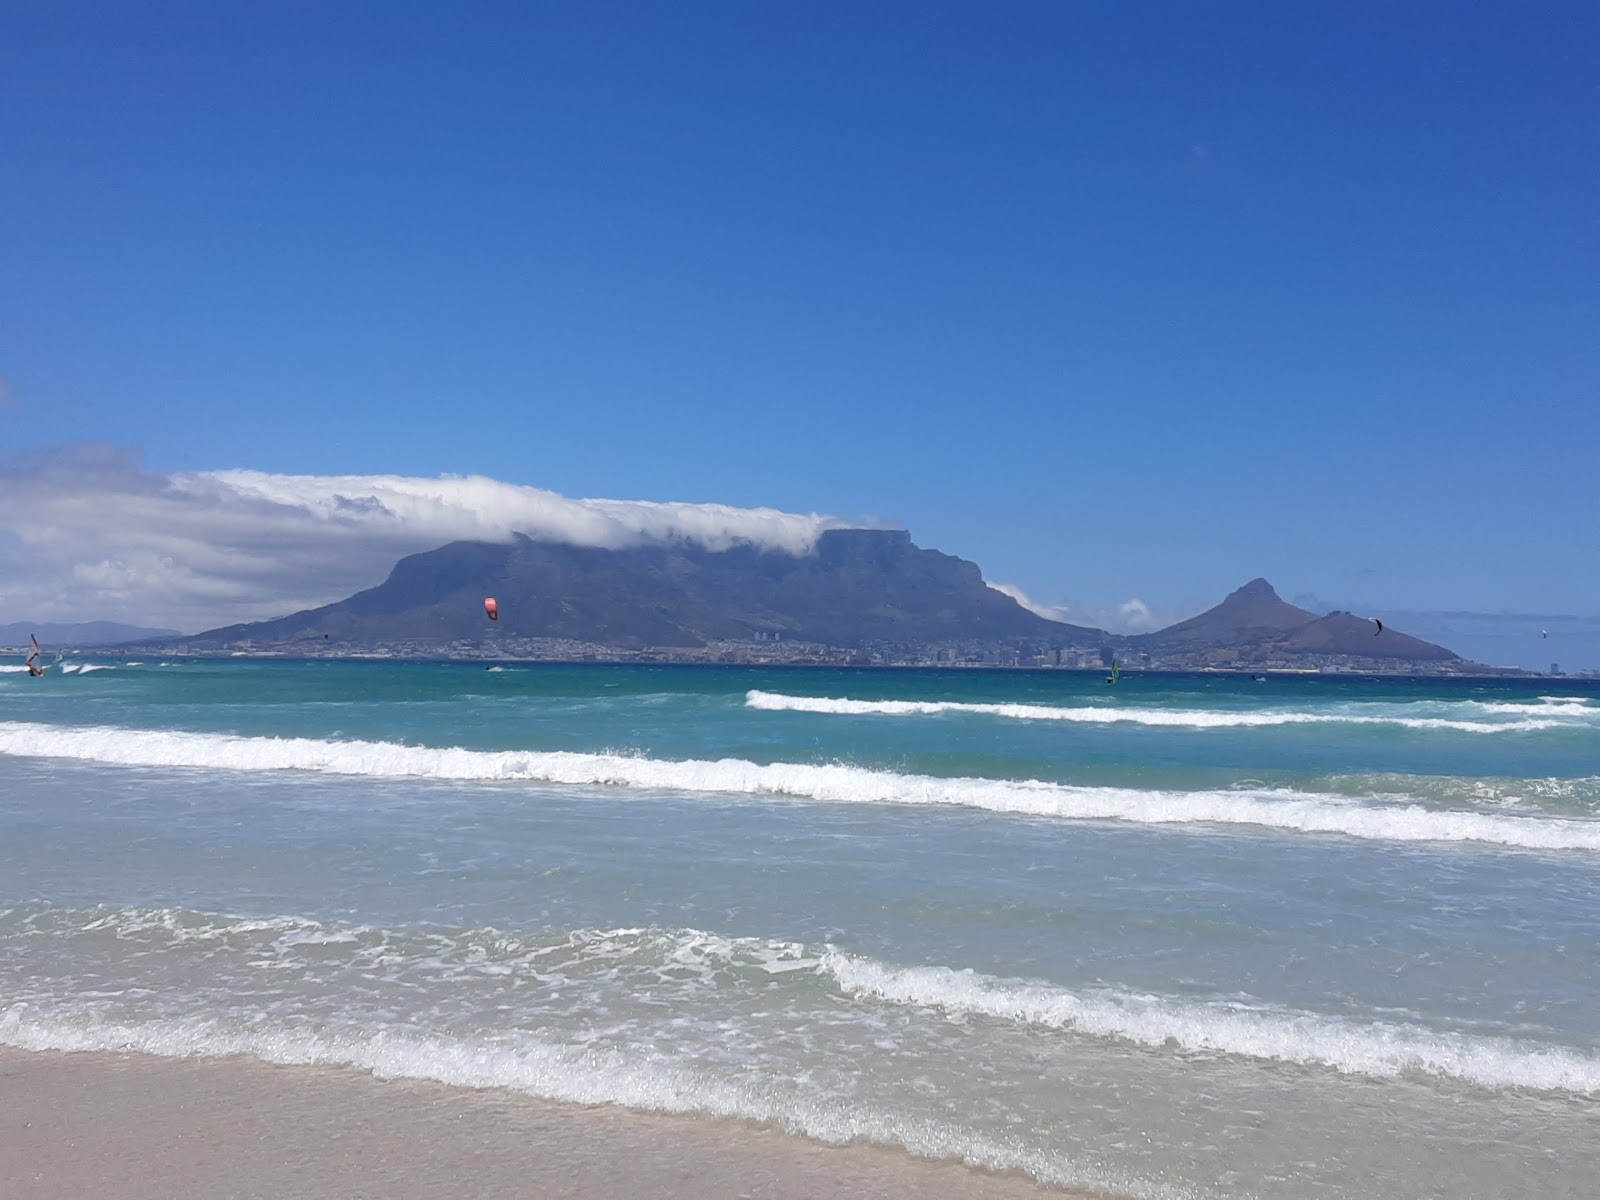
(0, 1046), (1084, 1200)
(23, 646), (1565, 679)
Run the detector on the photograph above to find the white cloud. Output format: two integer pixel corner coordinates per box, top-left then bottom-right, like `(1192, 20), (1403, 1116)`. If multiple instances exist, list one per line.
(985, 581), (1061, 620)
(986, 582), (1173, 635)
(1117, 598), (1158, 631)
(0, 445), (848, 632)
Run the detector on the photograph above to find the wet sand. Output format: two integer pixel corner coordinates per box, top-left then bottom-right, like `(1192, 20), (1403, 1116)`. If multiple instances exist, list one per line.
(0, 1047), (1087, 1199)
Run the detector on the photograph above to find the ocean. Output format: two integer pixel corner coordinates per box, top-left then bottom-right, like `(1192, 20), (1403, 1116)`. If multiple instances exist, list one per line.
(2, 659), (1597, 1199)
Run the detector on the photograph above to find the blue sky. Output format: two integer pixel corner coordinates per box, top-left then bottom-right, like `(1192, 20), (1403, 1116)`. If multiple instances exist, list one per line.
(2, 2), (1596, 667)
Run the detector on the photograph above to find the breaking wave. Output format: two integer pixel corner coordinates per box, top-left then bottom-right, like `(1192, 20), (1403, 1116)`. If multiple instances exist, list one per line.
(0, 1005), (1159, 1198)
(821, 952), (1600, 1096)
(2, 721), (1599, 851)
(745, 691), (1595, 733)
(5, 904), (1595, 1099)
(0, 903), (1177, 1199)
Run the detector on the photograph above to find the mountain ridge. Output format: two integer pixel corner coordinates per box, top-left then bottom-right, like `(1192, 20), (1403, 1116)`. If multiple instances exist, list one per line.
(1129, 578), (1459, 663)
(153, 530), (1474, 670)
(180, 528), (1102, 652)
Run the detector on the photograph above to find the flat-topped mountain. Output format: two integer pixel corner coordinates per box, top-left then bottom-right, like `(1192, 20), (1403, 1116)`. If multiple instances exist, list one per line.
(170, 535), (1472, 670)
(181, 528), (1101, 651)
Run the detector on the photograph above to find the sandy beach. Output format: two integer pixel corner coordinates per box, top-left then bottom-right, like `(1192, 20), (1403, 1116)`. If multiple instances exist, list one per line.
(0, 1047), (1083, 1200)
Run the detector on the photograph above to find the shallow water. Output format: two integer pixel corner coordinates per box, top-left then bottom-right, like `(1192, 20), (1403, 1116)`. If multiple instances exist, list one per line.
(3, 661), (1598, 1198)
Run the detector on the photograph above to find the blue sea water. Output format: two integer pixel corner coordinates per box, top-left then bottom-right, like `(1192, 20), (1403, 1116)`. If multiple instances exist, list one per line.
(2, 659), (1598, 1198)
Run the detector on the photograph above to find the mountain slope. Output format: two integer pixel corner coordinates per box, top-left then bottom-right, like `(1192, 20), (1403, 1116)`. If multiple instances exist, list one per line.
(1131, 579), (1459, 663)
(181, 529), (1102, 650)
(1281, 612), (1458, 661)
(1134, 578), (1317, 652)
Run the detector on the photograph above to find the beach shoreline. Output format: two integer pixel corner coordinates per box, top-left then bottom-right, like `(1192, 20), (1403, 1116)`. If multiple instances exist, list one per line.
(0, 1046), (1085, 1199)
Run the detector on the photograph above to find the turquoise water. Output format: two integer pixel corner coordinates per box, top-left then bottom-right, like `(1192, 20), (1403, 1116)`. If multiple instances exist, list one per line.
(3, 660), (1599, 1198)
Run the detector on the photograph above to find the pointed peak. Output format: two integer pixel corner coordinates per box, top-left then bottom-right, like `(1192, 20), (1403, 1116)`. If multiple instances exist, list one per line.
(1138, 576), (1316, 648)
(1228, 578), (1280, 601)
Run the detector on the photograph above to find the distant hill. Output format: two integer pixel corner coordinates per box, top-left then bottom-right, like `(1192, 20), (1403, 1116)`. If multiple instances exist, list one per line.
(0, 621), (183, 648)
(1279, 611), (1458, 660)
(1130, 579), (1460, 663)
(1133, 578), (1317, 652)
(178, 528), (1103, 651)
(166, 538), (1472, 669)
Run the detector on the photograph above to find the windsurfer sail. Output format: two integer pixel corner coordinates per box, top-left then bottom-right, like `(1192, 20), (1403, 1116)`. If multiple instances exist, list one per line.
(1106, 658), (1120, 685)
(25, 634), (45, 677)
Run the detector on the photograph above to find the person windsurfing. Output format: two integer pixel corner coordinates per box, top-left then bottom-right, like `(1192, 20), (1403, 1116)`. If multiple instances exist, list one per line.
(25, 634), (44, 677)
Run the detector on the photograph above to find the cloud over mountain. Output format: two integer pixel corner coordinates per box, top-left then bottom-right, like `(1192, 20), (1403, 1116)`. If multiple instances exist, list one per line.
(0, 445), (847, 631)
(987, 582), (1172, 635)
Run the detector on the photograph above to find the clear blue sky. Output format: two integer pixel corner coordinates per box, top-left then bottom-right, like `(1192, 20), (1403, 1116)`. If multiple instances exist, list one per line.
(2, 2), (1597, 659)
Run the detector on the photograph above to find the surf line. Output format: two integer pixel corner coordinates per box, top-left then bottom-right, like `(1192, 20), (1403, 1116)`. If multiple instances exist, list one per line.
(744, 691), (1585, 733)
(2, 722), (1598, 852)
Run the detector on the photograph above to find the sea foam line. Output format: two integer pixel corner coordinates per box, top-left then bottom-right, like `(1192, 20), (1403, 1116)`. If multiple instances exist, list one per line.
(0, 1010), (1169, 1200)
(8, 900), (1597, 1101)
(745, 690), (1590, 732)
(2, 721), (1598, 851)
(822, 953), (1600, 1096)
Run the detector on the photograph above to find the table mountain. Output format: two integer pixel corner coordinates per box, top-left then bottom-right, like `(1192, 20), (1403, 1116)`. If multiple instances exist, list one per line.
(180, 528), (1102, 650)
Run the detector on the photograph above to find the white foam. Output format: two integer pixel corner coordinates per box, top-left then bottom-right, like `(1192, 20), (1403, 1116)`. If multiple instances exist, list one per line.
(0, 1008), (1167, 1200)
(745, 691), (1592, 734)
(2, 721), (1598, 851)
(1470, 700), (1595, 716)
(821, 953), (1600, 1096)
(14, 903), (819, 985)
(11, 902), (1597, 1108)
(1321, 772), (1600, 813)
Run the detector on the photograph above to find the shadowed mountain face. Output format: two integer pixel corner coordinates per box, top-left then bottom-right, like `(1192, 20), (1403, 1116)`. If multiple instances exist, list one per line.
(1134, 578), (1317, 651)
(1133, 579), (1460, 663)
(177, 542), (1464, 666)
(1280, 612), (1459, 661)
(182, 529), (1101, 650)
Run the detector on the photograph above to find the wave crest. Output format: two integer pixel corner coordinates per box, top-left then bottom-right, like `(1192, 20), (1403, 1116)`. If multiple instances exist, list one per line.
(745, 691), (1594, 734)
(3, 721), (1598, 851)
(821, 953), (1600, 1095)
